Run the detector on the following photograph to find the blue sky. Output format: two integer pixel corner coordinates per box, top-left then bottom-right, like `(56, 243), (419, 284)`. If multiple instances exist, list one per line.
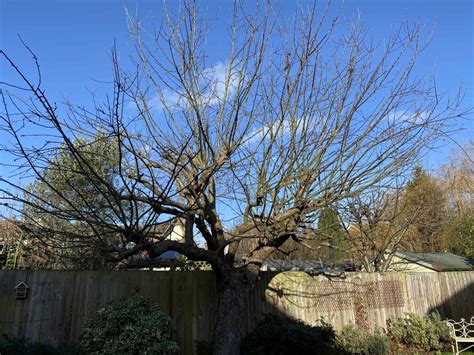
(1, 0), (473, 175)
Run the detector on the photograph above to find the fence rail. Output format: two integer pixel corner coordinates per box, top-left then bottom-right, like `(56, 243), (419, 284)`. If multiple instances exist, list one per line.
(0, 270), (472, 354)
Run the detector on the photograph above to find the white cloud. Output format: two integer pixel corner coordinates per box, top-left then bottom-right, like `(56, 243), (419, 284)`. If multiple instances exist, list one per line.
(201, 61), (239, 106)
(148, 60), (240, 111)
(148, 90), (184, 111)
(387, 110), (430, 124)
(245, 117), (309, 145)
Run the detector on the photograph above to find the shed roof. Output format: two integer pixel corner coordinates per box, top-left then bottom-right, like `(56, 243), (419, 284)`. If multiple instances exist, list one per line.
(395, 251), (473, 271)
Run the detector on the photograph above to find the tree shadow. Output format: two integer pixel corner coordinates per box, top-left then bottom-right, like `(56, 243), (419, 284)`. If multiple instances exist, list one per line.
(427, 281), (474, 320)
(243, 271), (406, 335)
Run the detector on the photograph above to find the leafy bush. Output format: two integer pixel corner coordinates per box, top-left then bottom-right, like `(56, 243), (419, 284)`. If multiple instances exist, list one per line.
(195, 340), (214, 355)
(80, 295), (178, 355)
(0, 336), (81, 355)
(365, 333), (390, 355)
(387, 312), (451, 351)
(336, 324), (389, 355)
(241, 314), (337, 355)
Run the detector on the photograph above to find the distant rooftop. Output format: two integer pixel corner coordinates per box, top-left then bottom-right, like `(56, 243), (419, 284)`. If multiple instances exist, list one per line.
(396, 251), (473, 272)
(262, 259), (358, 272)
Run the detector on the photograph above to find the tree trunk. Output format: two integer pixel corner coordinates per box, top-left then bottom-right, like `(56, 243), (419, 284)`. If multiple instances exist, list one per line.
(213, 270), (248, 355)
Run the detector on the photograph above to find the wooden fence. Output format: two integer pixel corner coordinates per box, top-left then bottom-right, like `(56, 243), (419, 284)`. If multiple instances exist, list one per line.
(0, 270), (473, 354)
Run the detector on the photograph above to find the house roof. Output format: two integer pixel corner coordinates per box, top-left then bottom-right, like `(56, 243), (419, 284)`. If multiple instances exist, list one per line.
(262, 259), (358, 272)
(395, 251), (473, 272)
(263, 259), (324, 272)
(143, 222), (175, 238)
(142, 217), (185, 238)
(159, 251), (182, 259)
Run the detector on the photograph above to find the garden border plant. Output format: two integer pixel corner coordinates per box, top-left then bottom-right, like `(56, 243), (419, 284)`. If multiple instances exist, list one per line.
(336, 324), (389, 355)
(387, 312), (452, 352)
(0, 336), (81, 355)
(240, 314), (338, 355)
(80, 294), (179, 355)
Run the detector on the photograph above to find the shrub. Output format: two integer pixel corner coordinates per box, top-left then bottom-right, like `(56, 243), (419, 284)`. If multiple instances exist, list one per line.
(337, 324), (366, 354)
(0, 337), (56, 355)
(336, 324), (389, 355)
(80, 295), (179, 355)
(0, 336), (81, 355)
(241, 314), (337, 355)
(195, 340), (214, 355)
(386, 312), (451, 351)
(365, 333), (390, 355)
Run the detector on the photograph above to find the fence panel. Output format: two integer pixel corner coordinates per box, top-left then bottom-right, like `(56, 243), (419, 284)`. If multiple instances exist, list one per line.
(0, 270), (472, 354)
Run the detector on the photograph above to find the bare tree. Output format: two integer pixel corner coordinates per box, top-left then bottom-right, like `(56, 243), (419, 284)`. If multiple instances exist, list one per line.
(437, 141), (473, 258)
(0, 1), (469, 353)
(438, 141), (473, 215)
(342, 187), (419, 272)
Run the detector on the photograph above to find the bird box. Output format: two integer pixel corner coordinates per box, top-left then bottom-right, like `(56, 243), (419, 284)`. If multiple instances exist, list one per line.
(14, 282), (29, 299)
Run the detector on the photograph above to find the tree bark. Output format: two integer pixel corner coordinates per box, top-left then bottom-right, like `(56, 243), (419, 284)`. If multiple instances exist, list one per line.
(213, 270), (248, 355)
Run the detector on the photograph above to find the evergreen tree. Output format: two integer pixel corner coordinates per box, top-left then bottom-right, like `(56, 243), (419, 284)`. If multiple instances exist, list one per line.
(317, 208), (347, 262)
(400, 166), (447, 252)
(22, 133), (125, 269)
